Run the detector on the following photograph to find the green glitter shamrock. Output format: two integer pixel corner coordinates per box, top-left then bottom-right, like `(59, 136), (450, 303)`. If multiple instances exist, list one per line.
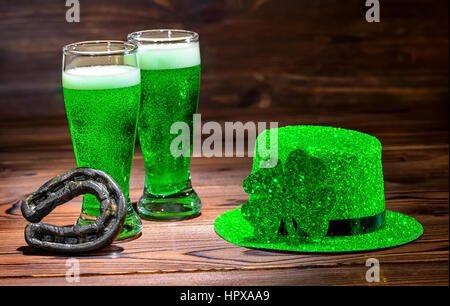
(241, 149), (336, 243)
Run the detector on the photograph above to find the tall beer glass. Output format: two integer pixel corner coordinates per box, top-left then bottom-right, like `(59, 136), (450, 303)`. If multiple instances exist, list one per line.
(62, 41), (143, 240)
(128, 30), (201, 220)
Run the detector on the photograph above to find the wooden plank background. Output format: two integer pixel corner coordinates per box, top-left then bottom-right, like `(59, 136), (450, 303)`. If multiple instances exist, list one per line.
(0, 0), (448, 285)
(0, 0), (448, 119)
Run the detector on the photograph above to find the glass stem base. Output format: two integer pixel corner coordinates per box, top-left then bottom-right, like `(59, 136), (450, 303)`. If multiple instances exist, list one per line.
(77, 205), (142, 241)
(137, 180), (201, 221)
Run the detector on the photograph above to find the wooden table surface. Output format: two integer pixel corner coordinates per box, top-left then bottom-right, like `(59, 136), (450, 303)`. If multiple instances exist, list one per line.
(0, 105), (448, 286)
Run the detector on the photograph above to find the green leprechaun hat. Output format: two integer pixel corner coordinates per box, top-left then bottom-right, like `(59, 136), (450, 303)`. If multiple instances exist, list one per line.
(214, 125), (423, 252)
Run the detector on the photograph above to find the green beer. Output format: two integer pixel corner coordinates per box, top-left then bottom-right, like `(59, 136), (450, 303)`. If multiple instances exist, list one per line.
(128, 30), (202, 220)
(62, 57), (142, 239)
(139, 65), (201, 195)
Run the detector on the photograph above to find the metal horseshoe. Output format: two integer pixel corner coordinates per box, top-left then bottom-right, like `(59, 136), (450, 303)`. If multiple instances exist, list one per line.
(21, 168), (127, 253)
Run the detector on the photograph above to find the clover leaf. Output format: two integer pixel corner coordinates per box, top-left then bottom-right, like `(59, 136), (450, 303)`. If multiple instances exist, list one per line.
(242, 149), (336, 242)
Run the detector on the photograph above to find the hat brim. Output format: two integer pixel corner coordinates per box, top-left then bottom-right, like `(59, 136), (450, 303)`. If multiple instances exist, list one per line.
(214, 206), (423, 252)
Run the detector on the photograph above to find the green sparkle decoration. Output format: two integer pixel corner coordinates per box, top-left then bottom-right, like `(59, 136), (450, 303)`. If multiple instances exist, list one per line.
(214, 125), (424, 252)
(252, 125), (385, 220)
(242, 149), (336, 243)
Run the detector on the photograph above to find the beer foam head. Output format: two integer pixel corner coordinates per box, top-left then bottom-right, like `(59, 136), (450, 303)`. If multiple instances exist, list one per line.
(62, 65), (141, 90)
(136, 42), (201, 70)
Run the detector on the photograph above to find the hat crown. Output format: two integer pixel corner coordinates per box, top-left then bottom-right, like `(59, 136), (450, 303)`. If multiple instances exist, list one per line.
(251, 125), (385, 220)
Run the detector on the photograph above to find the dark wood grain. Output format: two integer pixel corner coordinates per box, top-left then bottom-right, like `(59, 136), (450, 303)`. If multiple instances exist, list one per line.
(1, 262), (448, 286)
(0, 0), (448, 120)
